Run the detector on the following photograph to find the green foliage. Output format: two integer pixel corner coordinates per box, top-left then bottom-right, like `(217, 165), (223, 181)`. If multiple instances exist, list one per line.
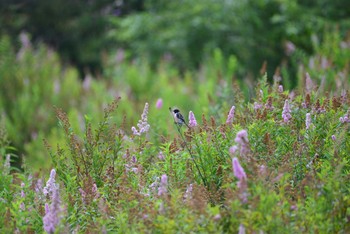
(0, 29), (350, 232)
(0, 0), (115, 76)
(111, 0), (350, 80)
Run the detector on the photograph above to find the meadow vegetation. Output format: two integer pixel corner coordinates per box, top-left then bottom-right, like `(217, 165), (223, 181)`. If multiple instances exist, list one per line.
(0, 30), (349, 233)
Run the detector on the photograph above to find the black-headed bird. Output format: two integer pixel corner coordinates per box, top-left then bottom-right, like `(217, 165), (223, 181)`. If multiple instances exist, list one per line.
(169, 107), (189, 128)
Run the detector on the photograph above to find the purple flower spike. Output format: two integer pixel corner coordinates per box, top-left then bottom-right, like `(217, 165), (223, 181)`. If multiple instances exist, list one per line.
(305, 113), (311, 130)
(43, 169), (57, 196)
(226, 106), (235, 124)
(43, 185), (62, 233)
(234, 130), (250, 156)
(131, 103), (150, 136)
(238, 224), (246, 234)
(232, 157), (247, 180)
(188, 111), (197, 127)
(282, 99), (292, 123)
(158, 174), (168, 196)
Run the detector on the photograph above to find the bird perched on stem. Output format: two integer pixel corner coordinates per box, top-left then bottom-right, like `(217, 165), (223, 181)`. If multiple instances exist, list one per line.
(169, 107), (189, 128)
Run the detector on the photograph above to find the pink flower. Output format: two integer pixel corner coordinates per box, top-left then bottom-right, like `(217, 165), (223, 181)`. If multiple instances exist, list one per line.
(213, 214), (221, 221)
(43, 169), (58, 196)
(43, 185), (62, 233)
(238, 224), (246, 234)
(305, 113), (311, 130)
(339, 110), (350, 123)
(229, 146), (238, 155)
(282, 99), (292, 123)
(234, 130), (249, 156)
(183, 183), (193, 201)
(305, 73), (314, 92)
(158, 151), (165, 160)
(158, 174), (168, 196)
(188, 111), (197, 127)
(232, 157), (247, 181)
(226, 106), (235, 124)
(278, 85), (283, 92)
(235, 130), (248, 144)
(232, 157), (248, 203)
(132, 103), (150, 136)
(254, 102), (263, 111)
(156, 98), (163, 109)
(285, 41), (296, 55)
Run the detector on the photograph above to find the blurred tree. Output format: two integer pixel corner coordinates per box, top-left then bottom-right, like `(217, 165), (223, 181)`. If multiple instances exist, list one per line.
(0, 0), (144, 77)
(111, 0), (350, 82)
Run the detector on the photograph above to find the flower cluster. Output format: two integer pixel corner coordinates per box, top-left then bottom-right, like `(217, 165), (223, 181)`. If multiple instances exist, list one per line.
(339, 109), (350, 123)
(232, 157), (247, 182)
(183, 183), (193, 201)
(282, 99), (292, 123)
(234, 130), (249, 156)
(254, 102), (263, 111)
(43, 169), (58, 196)
(232, 157), (248, 203)
(305, 113), (312, 130)
(158, 174), (168, 196)
(188, 111), (197, 127)
(226, 106), (235, 124)
(43, 169), (63, 233)
(278, 85), (284, 93)
(125, 155), (139, 174)
(305, 72), (314, 92)
(79, 183), (100, 204)
(131, 102), (150, 136)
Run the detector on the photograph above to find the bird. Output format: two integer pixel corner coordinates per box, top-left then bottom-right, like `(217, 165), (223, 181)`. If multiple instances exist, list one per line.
(169, 107), (189, 128)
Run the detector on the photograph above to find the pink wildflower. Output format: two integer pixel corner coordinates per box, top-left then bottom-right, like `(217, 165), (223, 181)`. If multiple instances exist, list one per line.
(213, 214), (221, 221)
(285, 41), (296, 55)
(183, 183), (193, 201)
(234, 130), (249, 156)
(340, 109), (350, 123)
(156, 98), (163, 109)
(43, 185), (62, 233)
(158, 174), (168, 196)
(254, 102), (263, 111)
(305, 113), (311, 130)
(235, 130), (248, 144)
(305, 73), (314, 92)
(232, 157), (247, 181)
(43, 169), (58, 196)
(229, 145), (238, 155)
(278, 85), (284, 92)
(238, 224), (246, 234)
(282, 99), (292, 123)
(131, 103), (150, 136)
(188, 111), (197, 127)
(226, 106), (235, 124)
(158, 151), (165, 160)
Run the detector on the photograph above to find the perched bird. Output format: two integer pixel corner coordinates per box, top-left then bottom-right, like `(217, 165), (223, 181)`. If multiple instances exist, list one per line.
(169, 107), (189, 128)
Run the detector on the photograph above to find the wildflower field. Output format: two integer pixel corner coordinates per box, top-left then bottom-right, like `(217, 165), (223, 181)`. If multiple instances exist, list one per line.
(0, 31), (350, 233)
